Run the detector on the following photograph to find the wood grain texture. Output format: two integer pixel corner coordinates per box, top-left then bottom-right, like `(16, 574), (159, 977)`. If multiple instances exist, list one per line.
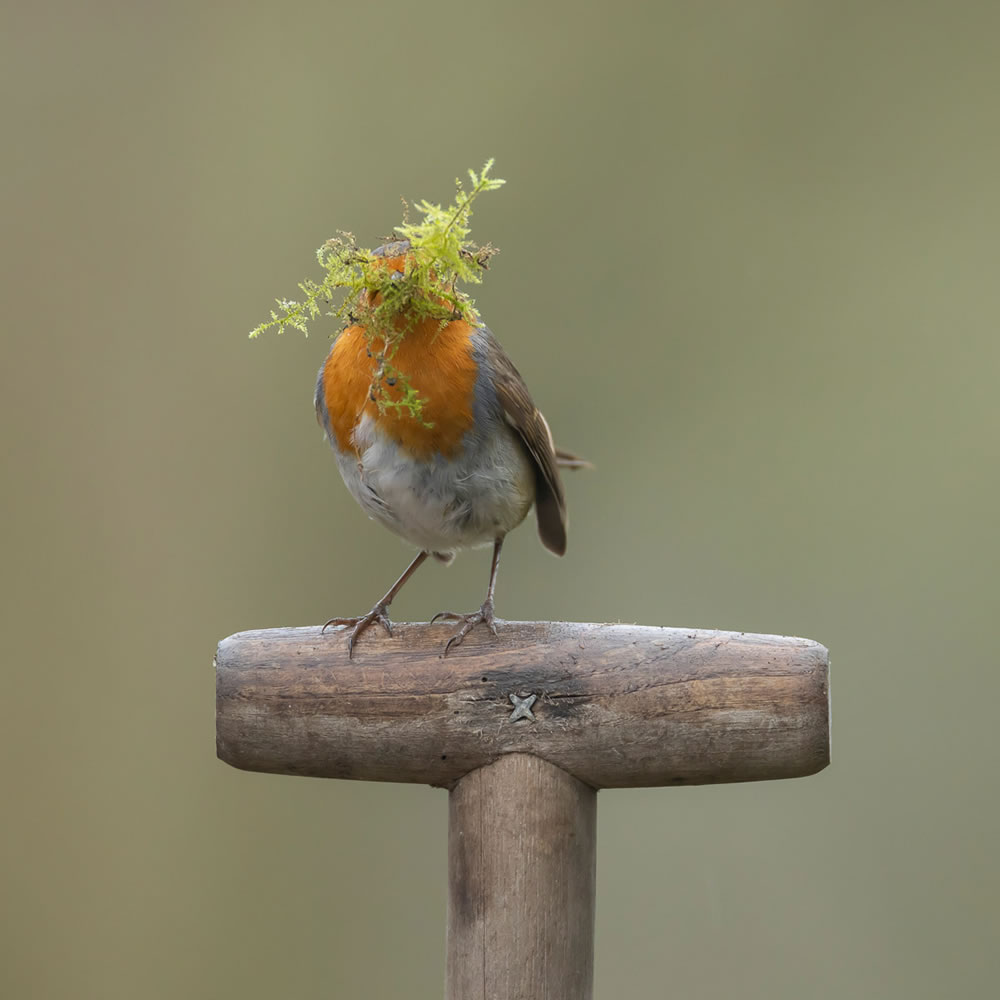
(215, 621), (830, 788)
(447, 754), (596, 1000)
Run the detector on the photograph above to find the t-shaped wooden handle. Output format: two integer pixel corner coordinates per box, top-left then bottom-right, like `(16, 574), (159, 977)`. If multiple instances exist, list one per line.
(216, 621), (830, 999)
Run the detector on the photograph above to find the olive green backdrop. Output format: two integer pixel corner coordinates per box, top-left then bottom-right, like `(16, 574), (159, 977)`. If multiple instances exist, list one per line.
(4, 2), (998, 997)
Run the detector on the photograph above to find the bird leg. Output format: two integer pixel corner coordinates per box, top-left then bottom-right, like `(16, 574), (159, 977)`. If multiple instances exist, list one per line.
(323, 550), (428, 658)
(432, 537), (504, 655)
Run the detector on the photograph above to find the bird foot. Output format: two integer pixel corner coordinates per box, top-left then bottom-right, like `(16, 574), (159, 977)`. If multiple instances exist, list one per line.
(321, 602), (392, 658)
(431, 598), (498, 655)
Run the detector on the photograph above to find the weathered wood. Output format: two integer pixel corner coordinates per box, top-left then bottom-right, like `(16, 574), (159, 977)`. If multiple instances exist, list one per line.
(447, 753), (596, 1000)
(216, 622), (829, 788)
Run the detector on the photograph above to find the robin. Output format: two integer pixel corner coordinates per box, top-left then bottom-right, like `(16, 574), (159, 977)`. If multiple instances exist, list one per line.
(314, 239), (587, 656)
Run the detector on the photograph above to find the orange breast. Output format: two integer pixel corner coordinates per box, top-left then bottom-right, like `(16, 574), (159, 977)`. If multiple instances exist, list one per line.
(320, 316), (479, 461)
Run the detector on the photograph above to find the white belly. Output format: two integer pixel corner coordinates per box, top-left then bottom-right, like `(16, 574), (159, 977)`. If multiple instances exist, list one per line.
(334, 413), (535, 555)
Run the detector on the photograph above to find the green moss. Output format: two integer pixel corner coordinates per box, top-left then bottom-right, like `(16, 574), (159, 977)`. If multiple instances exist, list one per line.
(249, 161), (505, 424)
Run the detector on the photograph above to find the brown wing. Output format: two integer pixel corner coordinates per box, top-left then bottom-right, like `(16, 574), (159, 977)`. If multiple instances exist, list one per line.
(485, 330), (568, 556)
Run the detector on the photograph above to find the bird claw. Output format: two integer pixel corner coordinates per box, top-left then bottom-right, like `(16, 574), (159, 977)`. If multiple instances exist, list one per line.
(433, 599), (498, 654)
(321, 603), (393, 658)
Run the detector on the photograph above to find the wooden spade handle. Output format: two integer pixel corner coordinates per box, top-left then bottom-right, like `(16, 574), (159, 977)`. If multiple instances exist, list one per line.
(216, 621), (830, 789)
(447, 753), (596, 1000)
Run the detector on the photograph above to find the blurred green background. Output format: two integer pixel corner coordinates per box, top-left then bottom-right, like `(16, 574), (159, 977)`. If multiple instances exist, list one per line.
(4, 2), (998, 997)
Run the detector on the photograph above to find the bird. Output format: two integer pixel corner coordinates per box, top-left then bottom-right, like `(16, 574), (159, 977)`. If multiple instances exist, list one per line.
(314, 239), (587, 656)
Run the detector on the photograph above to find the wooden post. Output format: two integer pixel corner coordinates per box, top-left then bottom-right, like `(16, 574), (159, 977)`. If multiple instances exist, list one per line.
(448, 754), (596, 1000)
(216, 621), (830, 999)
